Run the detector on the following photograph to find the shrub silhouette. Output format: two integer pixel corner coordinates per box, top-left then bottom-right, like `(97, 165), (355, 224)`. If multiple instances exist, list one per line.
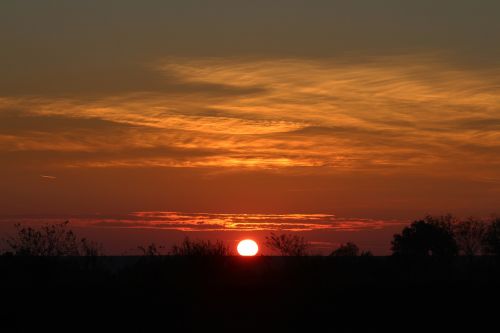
(80, 238), (104, 257)
(391, 215), (458, 256)
(265, 232), (309, 256)
(330, 242), (373, 256)
(484, 218), (500, 255)
(3, 221), (103, 256)
(138, 243), (166, 256)
(330, 242), (360, 256)
(170, 237), (231, 256)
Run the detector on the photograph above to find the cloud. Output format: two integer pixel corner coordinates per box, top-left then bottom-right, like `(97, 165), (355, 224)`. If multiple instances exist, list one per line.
(1, 211), (405, 232)
(0, 212), (409, 255)
(1, 55), (499, 175)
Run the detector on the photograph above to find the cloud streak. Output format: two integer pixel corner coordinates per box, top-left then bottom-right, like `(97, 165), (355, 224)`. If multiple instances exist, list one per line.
(0, 212), (406, 233)
(1, 55), (499, 178)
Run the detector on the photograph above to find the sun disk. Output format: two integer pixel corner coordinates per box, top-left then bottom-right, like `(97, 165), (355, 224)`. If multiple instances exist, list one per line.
(237, 239), (259, 256)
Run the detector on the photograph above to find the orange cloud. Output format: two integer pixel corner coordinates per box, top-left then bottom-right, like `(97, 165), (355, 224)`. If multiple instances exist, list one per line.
(1, 55), (499, 179)
(1, 211), (405, 232)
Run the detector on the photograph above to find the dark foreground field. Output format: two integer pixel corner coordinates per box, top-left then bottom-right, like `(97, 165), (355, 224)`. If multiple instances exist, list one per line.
(1, 256), (499, 332)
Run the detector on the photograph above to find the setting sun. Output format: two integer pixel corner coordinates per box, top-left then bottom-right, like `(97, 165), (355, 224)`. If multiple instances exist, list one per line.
(237, 239), (259, 256)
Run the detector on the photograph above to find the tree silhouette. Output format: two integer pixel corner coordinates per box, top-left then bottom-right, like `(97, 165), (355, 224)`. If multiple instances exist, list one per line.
(330, 242), (373, 256)
(484, 218), (500, 255)
(264, 232), (309, 256)
(330, 242), (359, 256)
(391, 215), (458, 256)
(3, 221), (103, 256)
(80, 238), (104, 257)
(138, 243), (166, 256)
(170, 237), (231, 256)
(453, 218), (488, 256)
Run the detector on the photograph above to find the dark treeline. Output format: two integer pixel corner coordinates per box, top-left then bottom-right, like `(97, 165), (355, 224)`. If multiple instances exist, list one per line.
(392, 215), (500, 256)
(1, 215), (500, 332)
(2, 252), (499, 331)
(2, 214), (500, 257)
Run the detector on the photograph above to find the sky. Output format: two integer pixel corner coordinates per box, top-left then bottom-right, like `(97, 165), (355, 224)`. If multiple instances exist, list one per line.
(1, 1), (500, 254)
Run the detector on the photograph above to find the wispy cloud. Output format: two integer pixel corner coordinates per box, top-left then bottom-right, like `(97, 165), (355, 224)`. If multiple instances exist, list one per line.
(0, 211), (406, 232)
(1, 55), (499, 176)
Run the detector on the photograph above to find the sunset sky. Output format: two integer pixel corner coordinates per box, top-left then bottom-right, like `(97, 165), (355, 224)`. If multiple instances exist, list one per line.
(1, 1), (499, 254)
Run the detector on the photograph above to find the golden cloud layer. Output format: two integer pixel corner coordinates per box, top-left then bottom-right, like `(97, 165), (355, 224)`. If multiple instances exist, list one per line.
(1, 55), (500, 176)
(0, 212), (404, 232)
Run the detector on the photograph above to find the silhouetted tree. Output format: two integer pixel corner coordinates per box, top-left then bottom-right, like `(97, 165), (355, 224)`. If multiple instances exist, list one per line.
(264, 232), (309, 256)
(329, 242), (373, 256)
(391, 215), (458, 256)
(138, 243), (166, 256)
(453, 218), (488, 256)
(330, 242), (360, 256)
(170, 237), (231, 256)
(3, 221), (103, 256)
(80, 238), (104, 257)
(483, 218), (500, 255)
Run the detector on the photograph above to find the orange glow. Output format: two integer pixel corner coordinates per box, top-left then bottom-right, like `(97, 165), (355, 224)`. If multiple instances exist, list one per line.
(237, 239), (259, 256)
